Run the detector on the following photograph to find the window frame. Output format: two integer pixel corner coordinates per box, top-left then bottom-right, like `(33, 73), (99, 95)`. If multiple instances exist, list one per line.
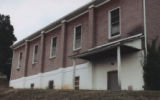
(17, 52), (23, 69)
(73, 24), (82, 51)
(32, 44), (38, 64)
(108, 7), (121, 39)
(50, 36), (57, 59)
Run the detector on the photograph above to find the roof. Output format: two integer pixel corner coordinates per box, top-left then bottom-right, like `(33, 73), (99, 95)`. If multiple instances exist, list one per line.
(12, 0), (111, 49)
(69, 33), (144, 60)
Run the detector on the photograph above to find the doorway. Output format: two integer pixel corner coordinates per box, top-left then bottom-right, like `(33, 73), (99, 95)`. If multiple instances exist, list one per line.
(107, 71), (120, 90)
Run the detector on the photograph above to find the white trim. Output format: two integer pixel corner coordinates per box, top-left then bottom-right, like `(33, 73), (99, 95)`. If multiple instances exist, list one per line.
(41, 31), (45, 34)
(89, 4), (95, 9)
(32, 44), (38, 64)
(108, 7), (121, 39)
(13, 43), (25, 50)
(67, 11), (88, 23)
(95, 0), (111, 8)
(12, 35), (41, 50)
(61, 20), (67, 24)
(73, 24), (82, 51)
(29, 35), (41, 42)
(49, 36), (57, 59)
(45, 24), (61, 34)
(13, 40), (29, 50)
(143, 0), (148, 54)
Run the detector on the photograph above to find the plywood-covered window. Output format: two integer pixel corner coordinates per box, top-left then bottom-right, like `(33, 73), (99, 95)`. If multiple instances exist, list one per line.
(50, 37), (57, 58)
(30, 83), (34, 89)
(48, 80), (54, 89)
(74, 25), (82, 50)
(74, 76), (80, 90)
(109, 8), (120, 38)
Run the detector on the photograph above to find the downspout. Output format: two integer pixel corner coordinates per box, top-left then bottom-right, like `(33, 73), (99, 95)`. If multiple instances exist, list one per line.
(142, 0), (147, 90)
(143, 0), (148, 55)
(72, 59), (76, 89)
(117, 46), (121, 89)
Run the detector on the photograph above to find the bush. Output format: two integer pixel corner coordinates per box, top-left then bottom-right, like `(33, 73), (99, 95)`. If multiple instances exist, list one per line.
(143, 38), (160, 90)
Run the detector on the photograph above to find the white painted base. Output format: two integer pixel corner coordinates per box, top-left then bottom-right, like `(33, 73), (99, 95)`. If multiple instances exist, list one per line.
(10, 62), (93, 89)
(93, 51), (144, 90)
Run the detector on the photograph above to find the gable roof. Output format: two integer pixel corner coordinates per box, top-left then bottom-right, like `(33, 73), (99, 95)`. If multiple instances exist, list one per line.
(12, 0), (111, 49)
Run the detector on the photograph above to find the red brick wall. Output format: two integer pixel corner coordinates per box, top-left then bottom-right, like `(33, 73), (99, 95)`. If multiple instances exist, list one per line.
(26, 38), (41, 76)
(43, 28), (62, 72)
(146, 0), (160, 45)
(65, 14), (89, 67)
(11, 45), (25, 79)
(95, 0), (144, 46)
(11, 0), (145, 80)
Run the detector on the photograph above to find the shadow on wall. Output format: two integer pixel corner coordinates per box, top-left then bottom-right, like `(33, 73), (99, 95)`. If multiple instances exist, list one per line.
(127, 25), (144, 35)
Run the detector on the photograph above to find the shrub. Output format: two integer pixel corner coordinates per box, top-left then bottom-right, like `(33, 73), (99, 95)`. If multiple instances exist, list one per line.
(143, 38), (160, 90)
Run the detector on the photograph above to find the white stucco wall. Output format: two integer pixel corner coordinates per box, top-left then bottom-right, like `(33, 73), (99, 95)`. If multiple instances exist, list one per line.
(10, 62), (93, 89)
(41, 68), (63, 89)
(121, 51), (144, 90)
(10, 77), (25, 88)
(93, 57), (117, 90)
(93, 50), (144, 90)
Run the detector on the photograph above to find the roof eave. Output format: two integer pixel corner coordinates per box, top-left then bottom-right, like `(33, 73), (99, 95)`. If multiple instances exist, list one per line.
(12, 0), (110, 49)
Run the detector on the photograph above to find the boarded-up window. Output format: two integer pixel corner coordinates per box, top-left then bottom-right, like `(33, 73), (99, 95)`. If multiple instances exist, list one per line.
(75, 76), (80, 90)
(50, 37), (57, 58)
(74, 25), (82, 49)
(32, 45), (38, 64)
(30, 83), (34, 89)
(109, 8), (120, 37)
(48, 80), (54, 89)
(18, 52), (23, 68)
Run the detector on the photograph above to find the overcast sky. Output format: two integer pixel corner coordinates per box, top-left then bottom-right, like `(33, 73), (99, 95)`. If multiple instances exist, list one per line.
(0, 0), (91, 42)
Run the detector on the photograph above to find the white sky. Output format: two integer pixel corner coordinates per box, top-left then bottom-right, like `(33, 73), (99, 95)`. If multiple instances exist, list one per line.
(0, 0), (91, 42)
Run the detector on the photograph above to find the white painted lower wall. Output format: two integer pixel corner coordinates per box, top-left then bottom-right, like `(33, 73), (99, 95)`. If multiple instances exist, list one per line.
(93, 57), (117, 90)
(121, 51), (144, 90)
(10, 51), (144, 90)
(93, 51), (144, 90)
(10, 62), (93, 89)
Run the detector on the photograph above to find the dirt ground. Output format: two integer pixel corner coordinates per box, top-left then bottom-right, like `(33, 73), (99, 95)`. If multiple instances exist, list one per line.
(0, 89), (160, 100)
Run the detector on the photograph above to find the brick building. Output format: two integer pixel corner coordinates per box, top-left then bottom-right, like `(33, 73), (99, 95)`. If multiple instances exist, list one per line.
(10, 0), (160, 90)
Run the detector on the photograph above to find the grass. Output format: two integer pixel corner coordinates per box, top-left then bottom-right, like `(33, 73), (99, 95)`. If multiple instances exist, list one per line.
(0, 88), (160, 100)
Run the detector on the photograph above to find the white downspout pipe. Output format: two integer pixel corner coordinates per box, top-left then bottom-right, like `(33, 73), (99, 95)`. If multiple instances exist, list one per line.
(72, 59), (76, 89)
(117, 46), (121, 89)
(143, 0), (148, 55)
